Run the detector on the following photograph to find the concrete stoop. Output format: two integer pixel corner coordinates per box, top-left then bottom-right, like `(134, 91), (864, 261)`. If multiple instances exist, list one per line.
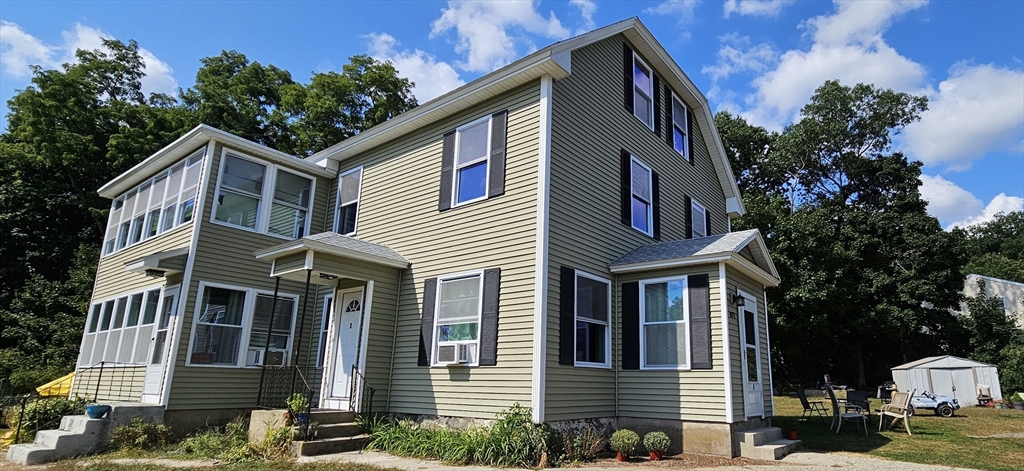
(292, 410), (368, 457)
(6, 415), (111, 465)
(734, 427), (801, 460)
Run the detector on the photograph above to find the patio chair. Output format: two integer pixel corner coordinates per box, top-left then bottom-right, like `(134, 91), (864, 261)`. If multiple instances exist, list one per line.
(825, 384), (868, 435)
(796, 389), (830, 424)
(878, 389), (915, 435)
(977, 384), (993, 407)
(844, 390), (872, 425)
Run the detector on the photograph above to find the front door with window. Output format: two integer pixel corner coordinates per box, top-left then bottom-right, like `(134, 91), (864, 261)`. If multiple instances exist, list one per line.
(739, 297), (764, 417)
(142, 286), (178, 403)
(326, 289), (363, 409)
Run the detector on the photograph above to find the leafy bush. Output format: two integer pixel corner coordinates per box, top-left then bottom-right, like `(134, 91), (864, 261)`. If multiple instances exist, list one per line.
(221, 426), (293, 462)
(551, 425), (605, 465)
(177, 417), (248, 458)
(11, 396), (88, 442)
(642, 431), (670, 453)
(110, 418), (172, 450)
(610, 429), (639, 454)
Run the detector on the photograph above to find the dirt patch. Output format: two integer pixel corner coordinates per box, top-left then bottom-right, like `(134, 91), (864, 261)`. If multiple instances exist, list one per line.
(585, 453), (779, 468)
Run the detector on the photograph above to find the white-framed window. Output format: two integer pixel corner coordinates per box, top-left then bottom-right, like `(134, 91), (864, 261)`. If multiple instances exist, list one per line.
(671, 93), (689, 160)
(102, 150), (204, 256)
(186, 282), (299, 368)
(317, 294), (333, 368)
(575, 270), (611, 368)
(640, 276), (690, 370)
(691, 199), (707, 238)
(630, 156), (654, 236)
(432, 271), (484, 366)
(211, 150), (314, 239)
(633, 54), (654, 128)
(334, 167), (362, 235)
(78, 287), (162, 367)
(452, 116), (492, 206)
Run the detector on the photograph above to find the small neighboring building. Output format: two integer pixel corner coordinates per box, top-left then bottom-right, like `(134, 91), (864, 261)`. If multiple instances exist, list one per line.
(891, 355), (1002, 406)
(962, 274), (1024, 329)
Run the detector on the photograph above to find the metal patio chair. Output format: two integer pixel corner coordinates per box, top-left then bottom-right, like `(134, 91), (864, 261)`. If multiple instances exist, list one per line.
(825, 384), (868, 435)
(796, 388), (829, 424)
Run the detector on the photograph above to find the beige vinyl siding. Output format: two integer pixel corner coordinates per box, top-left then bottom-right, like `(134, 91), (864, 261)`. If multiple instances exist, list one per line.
(167, 142), (333, 410)
(726, 268), (771, 419)
(90, 225), (192, 301)
(545, 34), (730, 420)
(274, 252), (308, 275)
(70, 366), (146, 401)
(614, 266), (727, 421)
(323, 83), (541, 418)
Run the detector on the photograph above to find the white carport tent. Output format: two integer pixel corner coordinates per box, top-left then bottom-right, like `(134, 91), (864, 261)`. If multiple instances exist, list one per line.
(891, 355), (1002, 406)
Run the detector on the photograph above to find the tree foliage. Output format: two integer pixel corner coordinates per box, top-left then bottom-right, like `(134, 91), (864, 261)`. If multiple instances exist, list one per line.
(963, 211), (1024, 283)
(719, 80), (968, 388)
(959, 280), (1024, 394)
(0, 39), (416, 388)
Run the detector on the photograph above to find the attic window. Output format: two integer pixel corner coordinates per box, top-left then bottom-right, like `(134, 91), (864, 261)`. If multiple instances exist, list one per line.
(633, 55), (654, 128)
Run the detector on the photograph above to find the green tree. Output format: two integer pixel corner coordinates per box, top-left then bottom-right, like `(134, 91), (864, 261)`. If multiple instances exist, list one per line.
(963, 211), (1024, 283)
(959, 280), (1024, 394)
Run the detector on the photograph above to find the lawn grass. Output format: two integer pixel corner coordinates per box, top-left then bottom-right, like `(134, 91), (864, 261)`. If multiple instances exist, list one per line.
(772, 394), (1024, 471)
(45, 461), (403, 471)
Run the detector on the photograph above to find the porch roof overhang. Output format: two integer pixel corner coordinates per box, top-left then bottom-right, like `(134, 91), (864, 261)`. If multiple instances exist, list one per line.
(254, 232), (410, 284)
(608, 229), (781, 287)
(124, 247), (189, 278)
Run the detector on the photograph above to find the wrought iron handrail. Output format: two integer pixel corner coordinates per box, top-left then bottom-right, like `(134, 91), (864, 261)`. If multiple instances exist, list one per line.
(76, 360), (146, 403)
(254, 365), (316, 441)
(350, 365), (376, 416)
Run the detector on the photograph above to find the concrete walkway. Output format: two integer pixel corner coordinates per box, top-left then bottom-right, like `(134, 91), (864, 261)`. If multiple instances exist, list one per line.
(300, 450), (983, 471)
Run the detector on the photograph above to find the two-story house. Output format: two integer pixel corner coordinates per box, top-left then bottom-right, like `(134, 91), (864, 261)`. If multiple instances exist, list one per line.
(69, 18), (781, 457)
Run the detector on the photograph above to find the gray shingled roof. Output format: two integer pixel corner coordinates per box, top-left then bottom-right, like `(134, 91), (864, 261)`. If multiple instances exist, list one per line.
(610, 229), (759, 267)
(257, 232), (409, 266)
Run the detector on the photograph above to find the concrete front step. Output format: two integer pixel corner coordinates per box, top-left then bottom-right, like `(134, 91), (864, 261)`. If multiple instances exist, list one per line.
(735, 427), (800, 460)
(736, 427), (783, 447)
(293, 435), (369, 456)
(314, 423), (364, 439)
(309, 410), (355, 424)
(742, 438), (801, 460)
(5, 443), (59, 466)
(61, 415), (110, 434)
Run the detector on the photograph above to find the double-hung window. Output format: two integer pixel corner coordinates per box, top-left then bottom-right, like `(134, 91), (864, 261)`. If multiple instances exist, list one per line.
(215, 155), (266, 230)
(630, 156), (654, 236)
(641, 277), (690, 369)
(246, 294), (297, 366)
(671, 94), (689, 160)
(191, 287), (246, 365)
(575, 271), (611, 368)
(633, 54), (654, 128)
(187, 283), (299, 367)
(269, 170), (312, 238)
(212, 152), (314, 239)
(317, 295), (333, 368)
(691, 199), (707, 238)
(454, 117), (491, 205)
(432, 272), (483, 365)
(335, 167), (362, 235)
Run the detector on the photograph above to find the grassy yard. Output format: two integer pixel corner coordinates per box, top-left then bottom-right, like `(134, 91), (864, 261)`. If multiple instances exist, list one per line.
(772, 394), (1024, 471)
(42, 462), (401, 471)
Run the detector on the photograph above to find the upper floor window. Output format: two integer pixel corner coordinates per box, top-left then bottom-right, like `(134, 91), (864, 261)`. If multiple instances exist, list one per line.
(335, 167), (362, 235)
(575, 270), (611, 368)
(630, 157), (653, 236)
(212, 151), (314, 239)
(633, 54), (654, 128)
(671, 94), (690, 160)
(691, 199), (707, 238)
(103, 150), (203, 256)
(438, 111), (508, 211)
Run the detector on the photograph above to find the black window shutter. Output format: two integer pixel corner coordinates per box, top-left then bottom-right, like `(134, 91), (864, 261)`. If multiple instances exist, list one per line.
(652, 171), (661, 241)
(705, 210), (712, 237)
(665, 87), (674, 148)
(684, 195), (693, 239)
(559, 266), (576, 365)
(622, 281), (640, 370)
(652, 75), (661, 136)
(438, 131), (456, 211)
(620, 150), (631, 227)
(623, 43), (633, 114)
(689, 274), (712, 369)
(487, 111), (508, 198)
(687, 109), (695, 164)
(418, 278), (438, 366)
(479, 268), (501, 366)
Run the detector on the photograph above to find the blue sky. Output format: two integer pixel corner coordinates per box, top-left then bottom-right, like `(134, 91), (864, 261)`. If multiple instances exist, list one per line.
(2, 0), (1022, 228)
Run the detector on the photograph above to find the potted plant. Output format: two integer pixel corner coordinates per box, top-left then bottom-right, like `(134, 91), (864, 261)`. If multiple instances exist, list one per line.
(642, 431), (670, 460)
(1013, 392), (1024, 411)
(610, 429), (639, 462)
(786, 429), (799, 440)
(286, 393), (310, 424)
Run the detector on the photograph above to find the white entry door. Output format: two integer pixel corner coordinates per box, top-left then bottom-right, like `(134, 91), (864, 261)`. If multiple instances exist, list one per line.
(329, 289), (364, 406)
(141, 286), (178, 403)
(740, 297), (764, 417)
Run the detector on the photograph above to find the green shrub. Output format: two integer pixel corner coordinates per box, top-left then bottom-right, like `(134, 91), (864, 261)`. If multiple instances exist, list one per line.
(176, 417), (248, 458)
(642, 431), (670, 453)
(11, 396), (88, 442)
(221, 426), (293, 462)
(552, 425), (605, 464)
(110, 418), (172, 450)
(610, 429), (639, 455)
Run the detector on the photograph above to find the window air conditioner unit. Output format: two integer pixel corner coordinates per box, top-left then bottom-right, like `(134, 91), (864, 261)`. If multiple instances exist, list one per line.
(247, 349), (286, 366)
(437, 344), (471, 366)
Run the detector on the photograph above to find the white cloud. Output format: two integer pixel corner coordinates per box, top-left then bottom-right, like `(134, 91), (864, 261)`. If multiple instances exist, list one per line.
(645, 0), (700, 17)
(702, 35), (778, 81)
(0, 21), (176, 96)
(430, 0), (570, 73)
(920, 174), (1024, 229)
(721, 0), (928, 130)
(0, 20), (56, 77)
(365, 33), (465, 103)
(903, 63), (1024, 171)
(723, 0), (794, 18)
(949, 193), (1024, 229)
(570, 0), (597, 33)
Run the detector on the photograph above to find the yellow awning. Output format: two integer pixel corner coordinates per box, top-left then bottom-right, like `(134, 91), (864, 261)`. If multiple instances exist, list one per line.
(36, 372), (74, 397)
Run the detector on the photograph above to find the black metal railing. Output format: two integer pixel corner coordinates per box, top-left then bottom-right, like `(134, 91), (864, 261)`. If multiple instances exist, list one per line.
(255, 365), (316, 440)
(75, 361), (146, 403)
(0, 393), (91, 444)
(350, 366), (376, 416)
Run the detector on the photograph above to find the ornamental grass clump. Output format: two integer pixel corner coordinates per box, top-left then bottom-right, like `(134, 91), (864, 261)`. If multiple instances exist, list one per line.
(610, 429), (639, 460)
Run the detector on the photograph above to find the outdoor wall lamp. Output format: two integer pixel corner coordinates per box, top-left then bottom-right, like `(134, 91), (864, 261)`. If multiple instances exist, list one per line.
(319, 273), (338, 280)
(731, 294), (746, 307)
(144, 269), (165, 278)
